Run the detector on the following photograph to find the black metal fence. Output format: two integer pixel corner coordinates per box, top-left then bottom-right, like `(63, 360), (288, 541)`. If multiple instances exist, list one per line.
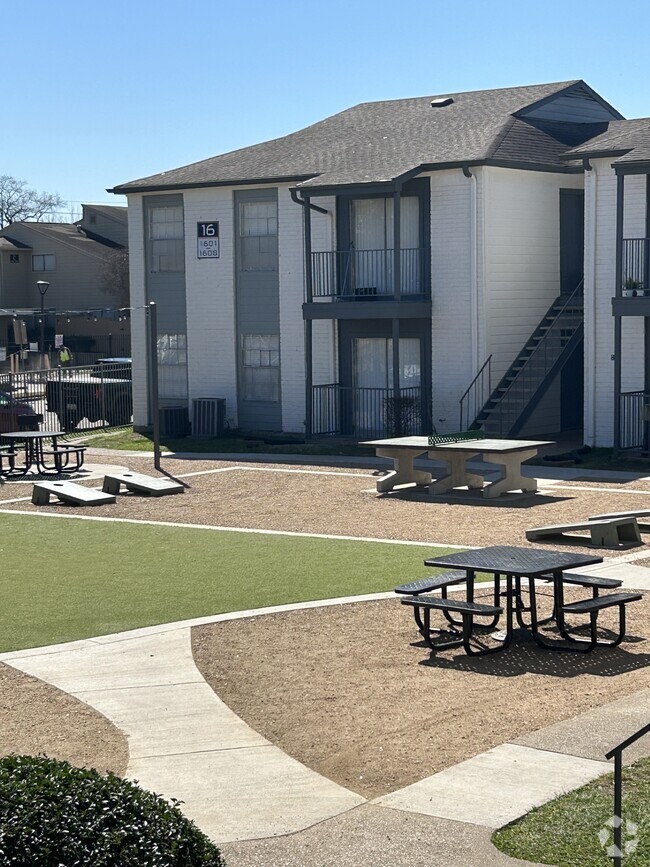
(0, 361), (132, 434)
(622, 238), (650, 294)
(312, 384), (429, 438)
(619, 390), (645, 449)
(311, 249), (426, 298)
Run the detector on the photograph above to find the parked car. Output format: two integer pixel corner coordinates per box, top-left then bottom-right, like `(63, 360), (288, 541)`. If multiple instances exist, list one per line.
(0, 390), (42, 433)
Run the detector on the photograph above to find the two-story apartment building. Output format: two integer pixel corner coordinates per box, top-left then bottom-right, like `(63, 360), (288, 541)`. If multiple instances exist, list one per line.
(112, 80), (624, 439)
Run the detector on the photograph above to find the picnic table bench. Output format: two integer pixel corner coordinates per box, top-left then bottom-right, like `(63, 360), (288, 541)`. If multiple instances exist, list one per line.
(400, 594), (504, 656)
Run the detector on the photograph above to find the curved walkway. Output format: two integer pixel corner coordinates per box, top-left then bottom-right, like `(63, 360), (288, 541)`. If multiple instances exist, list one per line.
(3, 565), (650, 866)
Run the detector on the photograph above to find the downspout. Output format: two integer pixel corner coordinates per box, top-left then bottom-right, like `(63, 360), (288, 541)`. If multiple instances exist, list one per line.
(392, 182), (402, 430)
(463, 165), (479, 372)
(586, 160), (597, 447)
(614, 173), (625, 450)
(290, 189), (329, 215)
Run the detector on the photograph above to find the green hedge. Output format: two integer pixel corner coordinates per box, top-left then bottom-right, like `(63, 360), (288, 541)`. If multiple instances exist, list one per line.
(0, 755), (225, 866)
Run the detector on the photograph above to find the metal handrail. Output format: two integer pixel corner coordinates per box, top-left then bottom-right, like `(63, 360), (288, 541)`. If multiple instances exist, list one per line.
(486, 280), (584, 435)
(459, 355), (492, 431)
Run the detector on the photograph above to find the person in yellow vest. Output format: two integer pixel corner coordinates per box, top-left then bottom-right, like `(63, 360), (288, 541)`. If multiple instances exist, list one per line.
(59, 345), (73, 367)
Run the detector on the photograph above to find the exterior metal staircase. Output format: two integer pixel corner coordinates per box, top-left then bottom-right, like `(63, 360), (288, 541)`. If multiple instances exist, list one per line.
(469, 282), (584, 437)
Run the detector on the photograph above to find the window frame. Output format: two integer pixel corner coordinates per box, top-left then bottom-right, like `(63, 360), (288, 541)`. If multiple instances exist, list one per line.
(148, 205), (185, 273)
(240, 333), (280, 403)
(32, 254), (56, 272)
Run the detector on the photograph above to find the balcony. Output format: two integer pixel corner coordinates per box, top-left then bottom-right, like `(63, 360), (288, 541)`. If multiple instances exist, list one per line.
(311, 249), (428, 300)
(613, 239), (650, 316)
(312, 384), (430, 438)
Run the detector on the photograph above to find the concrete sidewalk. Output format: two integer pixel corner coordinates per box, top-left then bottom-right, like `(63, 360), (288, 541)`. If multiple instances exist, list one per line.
(3, 566), (650, 866)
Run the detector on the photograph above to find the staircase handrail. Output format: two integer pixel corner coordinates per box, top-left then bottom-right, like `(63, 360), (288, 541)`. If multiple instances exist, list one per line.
(459, 354), (492, 431)
(497, 279), (584, 404)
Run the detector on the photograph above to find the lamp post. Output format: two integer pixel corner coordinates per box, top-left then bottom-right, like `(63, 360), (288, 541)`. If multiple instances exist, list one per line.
(36, 280), (50, 367)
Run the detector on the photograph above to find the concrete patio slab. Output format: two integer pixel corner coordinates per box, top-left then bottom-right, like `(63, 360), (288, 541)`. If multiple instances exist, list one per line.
(514, 687), (650, 764)
(375, 743), (609, 828)
(220, 804), (547, 867)
(129, 746), (364, 844)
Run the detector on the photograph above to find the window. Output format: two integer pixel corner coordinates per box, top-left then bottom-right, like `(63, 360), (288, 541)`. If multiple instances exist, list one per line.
(239, 201), (277, 271)
(32, 254), (56, 271)
(149, 206), (184, 272)
(157, 333), (187, 365)
(241, 333), (280, 402)
(9, 254), (19, 264)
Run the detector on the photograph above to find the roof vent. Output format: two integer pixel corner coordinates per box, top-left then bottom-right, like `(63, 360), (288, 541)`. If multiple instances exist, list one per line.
(430, 97), (454, 108)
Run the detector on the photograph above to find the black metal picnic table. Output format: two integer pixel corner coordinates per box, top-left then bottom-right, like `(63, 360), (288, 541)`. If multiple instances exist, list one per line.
(0, 430), (81, 477)
(422, 545), (605, 651)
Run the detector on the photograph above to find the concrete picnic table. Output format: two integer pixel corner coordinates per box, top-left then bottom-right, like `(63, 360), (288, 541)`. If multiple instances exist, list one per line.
(361, 435), (553, 498)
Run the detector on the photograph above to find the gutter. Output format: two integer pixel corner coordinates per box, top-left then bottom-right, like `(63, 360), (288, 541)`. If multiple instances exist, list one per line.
(289, 189), (329, 214)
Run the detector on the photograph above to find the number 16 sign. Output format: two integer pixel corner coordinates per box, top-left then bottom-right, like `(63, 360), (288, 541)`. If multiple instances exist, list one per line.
(197, 222), (220, 258)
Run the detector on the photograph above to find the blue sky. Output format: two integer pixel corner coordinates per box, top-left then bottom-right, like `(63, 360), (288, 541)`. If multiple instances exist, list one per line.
(7, 0), (650, 217)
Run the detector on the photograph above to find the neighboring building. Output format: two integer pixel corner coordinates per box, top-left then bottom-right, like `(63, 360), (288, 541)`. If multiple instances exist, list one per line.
(0, 204), (130, 362)
(111, 80), (624, 438)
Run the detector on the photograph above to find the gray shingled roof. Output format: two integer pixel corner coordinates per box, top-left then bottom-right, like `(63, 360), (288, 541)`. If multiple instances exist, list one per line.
(82, 204), (127, 221)
(564, 118), (650, 162)
(0, 237), (31, 250)
(0, 223), (114, 259)
(112, 80), (597, 193)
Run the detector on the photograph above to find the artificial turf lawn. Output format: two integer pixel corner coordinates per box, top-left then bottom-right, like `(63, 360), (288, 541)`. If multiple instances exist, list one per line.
(0, 513), (454, 652)
(492, 758), (650, 866)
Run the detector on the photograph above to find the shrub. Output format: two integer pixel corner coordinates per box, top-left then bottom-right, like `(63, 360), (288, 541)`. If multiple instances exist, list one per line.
(0, 755), (226, 866)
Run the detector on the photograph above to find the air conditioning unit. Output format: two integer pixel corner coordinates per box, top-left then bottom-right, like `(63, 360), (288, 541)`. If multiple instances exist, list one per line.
(193, 398), (226, 437)
(159, 406), (190, 437)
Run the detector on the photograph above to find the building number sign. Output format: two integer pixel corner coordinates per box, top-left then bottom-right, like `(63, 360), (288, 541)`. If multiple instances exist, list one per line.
(197, 222), (220, 259)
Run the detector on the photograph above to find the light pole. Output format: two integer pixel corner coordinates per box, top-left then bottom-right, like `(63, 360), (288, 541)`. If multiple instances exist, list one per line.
(36, 280), (50, 367)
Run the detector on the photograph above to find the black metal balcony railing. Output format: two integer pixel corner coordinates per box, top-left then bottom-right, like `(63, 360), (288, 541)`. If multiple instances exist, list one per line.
(312, 384), (429, 438)
(311, 249), (427, 299)
(619, 390), (646, 449)
(622, 238), (650, 294)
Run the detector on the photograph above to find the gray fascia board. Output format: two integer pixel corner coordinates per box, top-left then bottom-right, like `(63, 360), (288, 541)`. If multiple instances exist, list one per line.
(108, 174), (315, 195)
(612, 296), (650, 315)
(614, 162), (650, 176)
(295, 180), (398, 197)
(303, 300), (432, 320)
(560, 148), (633, 161)
(418, 158), (582, 174)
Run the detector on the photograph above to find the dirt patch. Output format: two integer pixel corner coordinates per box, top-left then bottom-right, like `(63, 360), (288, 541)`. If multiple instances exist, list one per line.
(193, 592), (650, 800)
(4, 455), (650, 553)
(0, 662), (128, 775)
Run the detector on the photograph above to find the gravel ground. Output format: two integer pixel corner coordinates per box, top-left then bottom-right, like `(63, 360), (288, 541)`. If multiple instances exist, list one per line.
(4, 451), (650, 786)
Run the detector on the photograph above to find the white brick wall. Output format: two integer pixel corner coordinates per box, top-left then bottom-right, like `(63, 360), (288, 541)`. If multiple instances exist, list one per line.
(585, 162), (646, 446)
(183, 187), (238, 427)
(126, 194), (149, 428)
(428, 169), (473, 430)
(483, 167), (583, 381)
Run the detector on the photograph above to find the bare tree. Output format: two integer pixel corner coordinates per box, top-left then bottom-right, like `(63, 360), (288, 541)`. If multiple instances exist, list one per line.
(0, 175), (67, 227)
(101, 247), (130, 306)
